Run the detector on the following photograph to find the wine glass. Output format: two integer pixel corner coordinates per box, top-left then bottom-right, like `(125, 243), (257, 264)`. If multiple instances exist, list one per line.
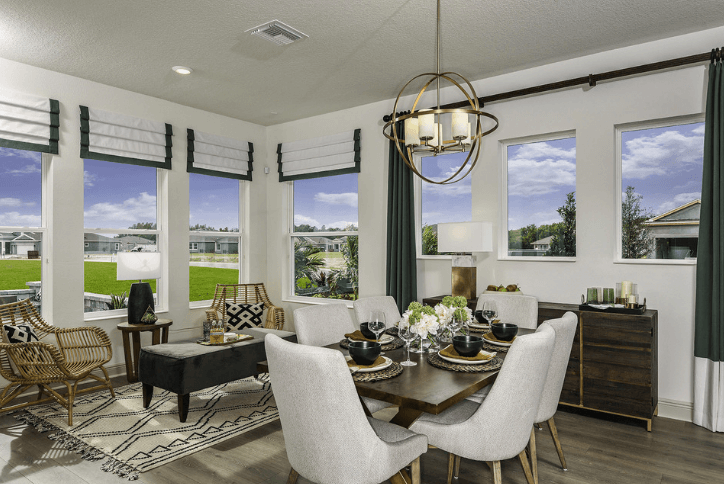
(398, 323), (417, 366)
(369, 310), (386, 343)
(482, 301), (498, 326)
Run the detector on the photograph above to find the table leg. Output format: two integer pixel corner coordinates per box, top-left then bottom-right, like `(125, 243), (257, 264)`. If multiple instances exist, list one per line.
(121, 330), (134, 383)
(161, 326), (169, 343)
(152, 328), (160, 346)
(178, 393), (190, 422)
(130, 331), (142, 383)
(390, 406), (424, 428)
(142, 383), (153, 408)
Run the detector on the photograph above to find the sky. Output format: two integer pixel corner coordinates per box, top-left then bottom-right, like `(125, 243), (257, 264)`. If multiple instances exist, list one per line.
(507, 137), (577, 230)
(189, 173), (239, 231)
(293, 173), (358, 230)
(0, 147), (42, 227)
(421, 151), (472, 227)
(621, 122), (703, 216)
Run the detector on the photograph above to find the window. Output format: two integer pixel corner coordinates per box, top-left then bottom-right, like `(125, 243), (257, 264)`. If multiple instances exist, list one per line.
(618, 118), (704, 261)
(0, 147), (45, 311)
(504, 133), (576, 258)
(290, 173), (358, 300)
(83, 159), (160, 314)
(415, 151), (472, 256)
(189, 173), (240, 302)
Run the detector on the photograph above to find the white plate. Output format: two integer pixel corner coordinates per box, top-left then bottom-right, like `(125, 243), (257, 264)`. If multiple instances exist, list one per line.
(439, 350), (496, 365)
(346, 356), (393, 373)
(468, 322), (489, 329)
(349, 333), (394, 344)
(483, 333), (514, 347)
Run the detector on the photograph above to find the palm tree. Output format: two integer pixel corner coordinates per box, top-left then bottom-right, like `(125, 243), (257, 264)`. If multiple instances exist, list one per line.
(294, 239), (324, 282)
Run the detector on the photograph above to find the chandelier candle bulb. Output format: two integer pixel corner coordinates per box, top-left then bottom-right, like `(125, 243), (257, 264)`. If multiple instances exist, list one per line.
(419, 111), (435, 140)
(452, 112), (468, 139)
(405, 118), (420, 146)
(429, 122), (440, 147)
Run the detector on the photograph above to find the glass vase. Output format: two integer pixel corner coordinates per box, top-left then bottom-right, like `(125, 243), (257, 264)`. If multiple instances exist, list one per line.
(409, 334), (433, 353)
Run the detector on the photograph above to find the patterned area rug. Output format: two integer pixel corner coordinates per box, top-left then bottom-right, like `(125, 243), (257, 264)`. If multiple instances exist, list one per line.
(15, 375), (278, 480)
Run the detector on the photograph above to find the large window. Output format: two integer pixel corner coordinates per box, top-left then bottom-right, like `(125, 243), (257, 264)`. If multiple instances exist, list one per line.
(504, 134), (576, 258)
(0, 147), (45, 311)
(189, 173), (241, 302)
(291, 173), (358, 300)
(416, 151), (472, 256)
(619, 118), (704, 261)
(83, 159), (160, 314)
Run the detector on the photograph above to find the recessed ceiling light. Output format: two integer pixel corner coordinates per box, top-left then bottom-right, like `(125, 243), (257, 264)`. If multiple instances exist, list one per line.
(172, 66), (193, 75)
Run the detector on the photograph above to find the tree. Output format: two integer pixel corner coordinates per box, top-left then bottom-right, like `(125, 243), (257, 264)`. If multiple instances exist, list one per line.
(294, 223), (317, 233)
(336, 235), (359, 298)
(421, 224), (438, 255)
(190, 223), (216, 231)
(125, 222), (156, 241)
(622, 186), (654, 259)
(549, 192), (576, 256)
(293, 239), (324, 281)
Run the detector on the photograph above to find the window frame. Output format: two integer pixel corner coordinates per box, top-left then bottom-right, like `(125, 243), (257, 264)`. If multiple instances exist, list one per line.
(614, 114), (704, 265)
(83, 161), (166, 321)
(499, 130), (577, 262)
(284, 178), (359, 307)
(188, 177), (244, 309)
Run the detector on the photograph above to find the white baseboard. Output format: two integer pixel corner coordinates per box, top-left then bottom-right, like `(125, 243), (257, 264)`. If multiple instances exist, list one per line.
(658, 398), (693, 422)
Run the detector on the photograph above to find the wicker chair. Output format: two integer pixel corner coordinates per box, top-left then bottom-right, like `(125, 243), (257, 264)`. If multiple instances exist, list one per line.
(205, 283), (284, 330)
(0, 299), (115, 425)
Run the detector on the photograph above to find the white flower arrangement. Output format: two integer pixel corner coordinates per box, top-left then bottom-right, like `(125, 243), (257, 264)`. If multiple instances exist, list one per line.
(401, 302), (440, 341)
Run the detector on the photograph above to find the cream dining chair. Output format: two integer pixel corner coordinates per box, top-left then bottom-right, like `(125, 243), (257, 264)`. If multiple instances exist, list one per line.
(292, 303), (392, 414)
(353, 296), (402, 328)
(410, 325), (555, 484)
(265, 333), (428, 484)
(476, 293), (539, 329)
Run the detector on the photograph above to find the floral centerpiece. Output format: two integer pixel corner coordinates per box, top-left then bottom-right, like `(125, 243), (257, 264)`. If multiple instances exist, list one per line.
(401, 302), (440, 353)
(434, 296), (473, 342)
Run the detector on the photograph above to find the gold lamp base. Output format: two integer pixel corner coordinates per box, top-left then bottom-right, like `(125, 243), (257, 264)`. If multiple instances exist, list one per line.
(451, 267), (476, 300)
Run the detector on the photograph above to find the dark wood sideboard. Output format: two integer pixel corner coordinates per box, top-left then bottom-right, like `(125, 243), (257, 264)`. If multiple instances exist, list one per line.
(538, 302), (658, 431)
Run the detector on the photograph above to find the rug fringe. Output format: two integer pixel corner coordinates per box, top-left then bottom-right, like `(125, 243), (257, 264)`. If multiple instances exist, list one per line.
(102, 456), (140, 480)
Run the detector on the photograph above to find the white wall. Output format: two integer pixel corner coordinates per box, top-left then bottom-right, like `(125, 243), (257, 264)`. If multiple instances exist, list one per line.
(265, 26), (724, 420)
(0, 57), (268, 378)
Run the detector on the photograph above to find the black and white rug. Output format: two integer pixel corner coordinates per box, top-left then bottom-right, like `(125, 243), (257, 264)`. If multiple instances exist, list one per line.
(16, 375), (278, 480)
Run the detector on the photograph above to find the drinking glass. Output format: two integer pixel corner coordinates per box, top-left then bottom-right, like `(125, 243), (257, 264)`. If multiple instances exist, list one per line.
(398, 324), (417, 366)
(482, 301), (498, 326)
(369, 310), (386, 343)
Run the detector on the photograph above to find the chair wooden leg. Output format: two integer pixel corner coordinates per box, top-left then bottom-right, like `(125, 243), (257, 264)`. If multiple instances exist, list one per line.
(447, 453), (455, 484)
(547, 417), (567, 470)
(36, 385), (45, 400)
(454, 454), (461, 478)
(518, 450), (534, 484)
(492, 461), (502, 484)
(530, 426), (538, 484)
(410, 456), (421, 484)
(286, 467), (299, 484)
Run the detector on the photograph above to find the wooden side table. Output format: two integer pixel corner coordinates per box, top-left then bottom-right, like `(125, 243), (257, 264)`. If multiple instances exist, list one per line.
(117, 319), (172, 383)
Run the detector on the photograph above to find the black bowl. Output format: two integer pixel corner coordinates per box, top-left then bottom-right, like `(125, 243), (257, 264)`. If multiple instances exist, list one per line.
(359, 322), (377, 340)
(348, 341), (381, 365)
(452, 335), (484, 357)
(491, 322), (518, 341)
(474, 310), (486, 325)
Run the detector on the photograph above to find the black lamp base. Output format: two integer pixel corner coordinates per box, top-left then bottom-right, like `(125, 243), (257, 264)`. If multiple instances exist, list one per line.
(128, 282), (154, 325)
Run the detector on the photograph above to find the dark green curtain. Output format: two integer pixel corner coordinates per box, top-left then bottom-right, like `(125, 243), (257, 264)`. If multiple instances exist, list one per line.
(386, 122), (417, 313)
(693, 52), (724, 431)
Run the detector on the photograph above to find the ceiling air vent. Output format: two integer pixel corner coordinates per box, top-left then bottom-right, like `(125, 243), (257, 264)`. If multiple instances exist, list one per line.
(246, 20), (308, 45)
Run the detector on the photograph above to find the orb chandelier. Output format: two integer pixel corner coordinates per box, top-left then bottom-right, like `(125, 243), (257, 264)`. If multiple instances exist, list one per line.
(382, 0), (499, 185)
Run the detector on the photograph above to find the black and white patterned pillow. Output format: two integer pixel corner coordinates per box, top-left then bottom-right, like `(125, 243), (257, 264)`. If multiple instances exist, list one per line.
(2, 324), (40, 344)
(225, 302), (264, 331)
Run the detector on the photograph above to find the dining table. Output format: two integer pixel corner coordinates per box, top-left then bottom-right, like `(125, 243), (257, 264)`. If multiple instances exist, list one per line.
(258, 327), (535, 429)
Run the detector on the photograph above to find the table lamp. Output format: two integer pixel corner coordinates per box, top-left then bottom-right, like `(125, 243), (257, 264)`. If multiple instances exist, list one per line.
(438, 222), (493, 299)
(117, 252), (161, 324)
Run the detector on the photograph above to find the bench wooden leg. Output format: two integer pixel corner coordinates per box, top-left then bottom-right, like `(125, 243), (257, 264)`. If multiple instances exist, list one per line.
(178, 393), (190, 422)
(142, 383), (153, 408)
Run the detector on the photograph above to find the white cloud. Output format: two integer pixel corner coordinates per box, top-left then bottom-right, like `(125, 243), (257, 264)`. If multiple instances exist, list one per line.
(84, 192), (156, 227)
(294, 214), (321, 228)
(656, 191), (701, 214)
(326, 220), (358, 230)
(84, 170), (97, 187)
(692, 125), (705, 135)
(508, 157), (576, 197)
(512, 142), (576, 160)
(0, 147), (41, 161)
(0, 198), (22, 207)
(0, 211), (41, 226)
(7, 164), (41, 175)
(313, 192), (358, 208)
(293, 214), (357, 230)
(509, 209), (561, 230)
(422, 165), (472, 197)
(622, 129), (704, 179)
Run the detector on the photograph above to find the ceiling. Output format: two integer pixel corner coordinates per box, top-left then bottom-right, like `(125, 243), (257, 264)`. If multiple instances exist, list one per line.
(1, 0), (722, 126)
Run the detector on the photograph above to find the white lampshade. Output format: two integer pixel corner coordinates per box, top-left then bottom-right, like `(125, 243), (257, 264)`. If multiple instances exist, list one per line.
(438, 222), (493, 253)
(419, 111), (435, 140)
(404, 117), (420, 146)
(117, 252), (162, 281)
(451, 112), (468, 140)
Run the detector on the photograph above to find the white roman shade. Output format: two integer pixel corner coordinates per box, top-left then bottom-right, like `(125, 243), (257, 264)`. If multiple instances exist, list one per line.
(0, 88), (59, 154)
(277, 129), (360, 181)
(80, 106), (172, 169)
(187, 129), (253, 181)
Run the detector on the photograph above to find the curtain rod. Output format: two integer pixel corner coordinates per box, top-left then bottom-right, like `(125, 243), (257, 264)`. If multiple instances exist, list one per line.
(382, 48), (720, 123)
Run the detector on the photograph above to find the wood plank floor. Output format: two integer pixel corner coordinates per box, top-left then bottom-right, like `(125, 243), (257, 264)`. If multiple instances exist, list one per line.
(1, 377), (723, 484)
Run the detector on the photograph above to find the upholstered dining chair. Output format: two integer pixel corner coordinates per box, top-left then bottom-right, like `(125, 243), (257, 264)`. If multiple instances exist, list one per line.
(476, 293), (539, 329)
(292, 303), (392, 414)
(528, 312), (578, 484)
(410, 326), (555, 484)
(352, 296), (402, 328)
(265, 333), (428, 484)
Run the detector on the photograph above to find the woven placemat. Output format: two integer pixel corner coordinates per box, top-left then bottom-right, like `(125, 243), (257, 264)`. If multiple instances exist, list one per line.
(483, 342), (510, 353)
(468, 325), (489, 333)
(340, 337), (404, 351)
(427, 352), (503, 373)
(352, 362), (403, 382)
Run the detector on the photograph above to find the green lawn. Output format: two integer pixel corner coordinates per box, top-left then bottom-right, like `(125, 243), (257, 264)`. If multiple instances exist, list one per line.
(1, 260), (238, 302)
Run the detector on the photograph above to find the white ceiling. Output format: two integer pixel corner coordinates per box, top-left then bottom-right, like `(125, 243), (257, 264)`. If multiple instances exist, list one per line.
(1, 0), (722, 126)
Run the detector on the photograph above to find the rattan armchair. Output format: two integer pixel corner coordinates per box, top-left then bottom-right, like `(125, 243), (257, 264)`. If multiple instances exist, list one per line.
(205, 283), (284, 330)
(0, 299), (115, 425)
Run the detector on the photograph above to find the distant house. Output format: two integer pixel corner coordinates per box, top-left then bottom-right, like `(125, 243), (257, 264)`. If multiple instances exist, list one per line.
(300, 235), (344, 252)
(644, 199), (700, 259)
(532, 236), (553, 252)
(84, 233), (157, 254)
(0, 232), (42, 257)
(188, 234), (238, 254)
